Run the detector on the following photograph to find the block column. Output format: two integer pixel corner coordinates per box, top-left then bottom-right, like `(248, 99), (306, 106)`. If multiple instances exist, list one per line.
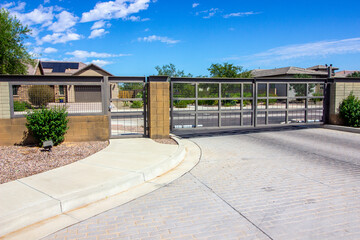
(147, 76), (170, 139)
(0, 82), (11, 119)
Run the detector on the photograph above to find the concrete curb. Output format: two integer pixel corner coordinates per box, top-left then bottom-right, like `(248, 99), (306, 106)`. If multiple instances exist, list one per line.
(323, 124), (360, 134)
(0, 136), (189, 239)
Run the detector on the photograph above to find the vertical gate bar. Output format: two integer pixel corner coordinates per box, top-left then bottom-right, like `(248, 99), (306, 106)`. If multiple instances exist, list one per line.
(286, 83), (289, 124)
(8, 83), (14, 118)
(254, 79), (257, 127)
(218, 82), (221, 128)
(103, 76), (112, 138)
(305, 83), (309, 123)
(266, 83), (269, 125)
(170, 81), (174, 131)
(240, 83), (243, 126)
(323, 79), (331, 124)
(195, 82), (198, 128)
(143, 78), (147, 136)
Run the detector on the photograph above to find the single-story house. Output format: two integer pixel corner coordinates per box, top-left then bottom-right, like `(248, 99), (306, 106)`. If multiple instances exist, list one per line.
(13, 61), (118, 104)
(252, 65), (339, 79)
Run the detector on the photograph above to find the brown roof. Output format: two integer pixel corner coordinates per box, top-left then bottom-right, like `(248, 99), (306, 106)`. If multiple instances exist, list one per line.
(334, 70), (359, 78)
(26, 59), (44, 75)
(252, 66), (328, 78)
(72, 63), (113, 76)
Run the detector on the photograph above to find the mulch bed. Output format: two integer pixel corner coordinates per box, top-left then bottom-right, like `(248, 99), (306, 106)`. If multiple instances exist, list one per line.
(0, 138), (178, 185)
(0, 141), (109, 184)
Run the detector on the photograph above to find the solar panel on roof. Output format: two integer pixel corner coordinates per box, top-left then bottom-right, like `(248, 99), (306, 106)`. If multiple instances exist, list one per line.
(41, 62), (79, 73)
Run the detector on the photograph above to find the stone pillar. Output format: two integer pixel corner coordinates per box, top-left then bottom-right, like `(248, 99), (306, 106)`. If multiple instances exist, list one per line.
(0, 82), (11, 119)
(148, 76), (170, 139)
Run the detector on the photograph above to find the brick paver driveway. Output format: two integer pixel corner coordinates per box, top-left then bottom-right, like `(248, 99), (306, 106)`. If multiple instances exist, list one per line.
(45, 127), (360, 240)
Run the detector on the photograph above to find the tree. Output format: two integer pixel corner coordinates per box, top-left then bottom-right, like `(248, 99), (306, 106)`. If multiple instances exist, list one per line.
(291, 74), (314, 96)
(155, 63), (193, 77)
(347, 71), (360, 78)
(0, 8), (34, 74)
(207, 63), (252, 78)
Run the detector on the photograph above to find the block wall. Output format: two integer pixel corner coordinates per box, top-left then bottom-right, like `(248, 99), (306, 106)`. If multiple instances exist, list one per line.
(148, 82), (170, 139)
(0, 115), (109, 146)
(0, 82), (10, 119)
(329, 82), (360, 124)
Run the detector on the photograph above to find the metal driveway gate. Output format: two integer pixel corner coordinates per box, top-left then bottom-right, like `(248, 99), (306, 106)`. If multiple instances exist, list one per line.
(108, 76), (147, 138)
(170, 78), (326, 132)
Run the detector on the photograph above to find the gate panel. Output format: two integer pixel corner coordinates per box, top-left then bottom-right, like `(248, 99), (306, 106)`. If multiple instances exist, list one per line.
(170, 78), (326, 133)
(108, 77), (147, 138)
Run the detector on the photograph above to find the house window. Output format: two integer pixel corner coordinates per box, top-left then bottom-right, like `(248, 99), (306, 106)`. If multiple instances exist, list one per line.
(13, 85), (20, 95)
(59, 85), (65, 95)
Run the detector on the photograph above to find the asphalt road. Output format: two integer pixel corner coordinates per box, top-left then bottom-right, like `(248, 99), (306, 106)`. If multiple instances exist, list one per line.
(45, 128), (360, 240)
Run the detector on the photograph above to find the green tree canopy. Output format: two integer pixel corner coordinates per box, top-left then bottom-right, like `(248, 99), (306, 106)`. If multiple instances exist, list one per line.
(155, 63), (193, 77)
(347, 71), (360, 78)
(207, 63), (252, 78)
(0, 8), (34, 74)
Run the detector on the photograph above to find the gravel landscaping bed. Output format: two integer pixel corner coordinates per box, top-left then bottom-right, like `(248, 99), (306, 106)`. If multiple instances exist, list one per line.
(153, 138), (178, 145)
(0, 141), (109, 184)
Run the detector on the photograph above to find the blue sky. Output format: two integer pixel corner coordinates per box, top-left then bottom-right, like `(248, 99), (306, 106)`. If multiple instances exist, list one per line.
(2, 0), (360, 76)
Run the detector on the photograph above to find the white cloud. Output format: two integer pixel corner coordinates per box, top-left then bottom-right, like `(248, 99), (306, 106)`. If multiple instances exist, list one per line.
(144, 28), (150, 32)
(88, 29), (109, 39)
(252, 38), (360, 61)
(123, 16), (150, 22)
(11, 5), (54, 27)
(91, 59), (112, 67)
(44, 0), (50, 4)
(196, 8), (219, 19)
(192, 3), (199, 8)
(138, 35), (180, 44)
(48, 11), (79, 32)
(44, 47), (58, 53)
(66, 50), (131, 59)
(224, 11), (258, 18)
(91, 20), (106, 29)
(80, 0), (152, 23)
(40, 32), (82, 44)
(0, 2), (15, 9)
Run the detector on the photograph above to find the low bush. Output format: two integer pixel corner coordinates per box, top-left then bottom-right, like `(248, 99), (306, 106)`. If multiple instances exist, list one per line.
(130, 101), (143, 108)
(26, 107), (69, 146)
(28, 85), (54, 107)
(14, 101), (31, 111)
(339, 93), (360, 127)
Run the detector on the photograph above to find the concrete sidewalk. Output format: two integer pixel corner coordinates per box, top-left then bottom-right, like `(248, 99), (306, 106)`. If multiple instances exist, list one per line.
(0, 137), (195, 238)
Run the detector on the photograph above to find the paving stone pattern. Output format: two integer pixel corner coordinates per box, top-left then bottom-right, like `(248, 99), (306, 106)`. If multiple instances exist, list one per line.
(44, 128), (360, 240)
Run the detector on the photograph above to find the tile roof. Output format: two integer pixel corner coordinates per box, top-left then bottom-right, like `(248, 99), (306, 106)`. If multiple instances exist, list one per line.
(252, 66), (328, 78)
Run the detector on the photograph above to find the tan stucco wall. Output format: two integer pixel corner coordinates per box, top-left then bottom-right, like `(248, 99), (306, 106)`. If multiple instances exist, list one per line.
(0, 115), (109, 146)
(329, 82), (360, 124)
(0, 82), (11, 119)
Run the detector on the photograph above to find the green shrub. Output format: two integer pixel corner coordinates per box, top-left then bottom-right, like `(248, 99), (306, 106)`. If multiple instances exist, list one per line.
(198, 100), (218, 106)
(25, 107), (69, 146)
(223, 100), (237, 107)
(311, 92), (323, 103)
(258, 93), (277, 104)
(339, 93), (360, 127)
(131, 101), (143, 108)
(28, 85), (54, 107)
(14, 101), (31, 111)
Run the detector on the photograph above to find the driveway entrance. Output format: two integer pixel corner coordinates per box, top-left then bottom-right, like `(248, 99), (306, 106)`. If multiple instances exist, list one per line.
(45, 127), (360, 240)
